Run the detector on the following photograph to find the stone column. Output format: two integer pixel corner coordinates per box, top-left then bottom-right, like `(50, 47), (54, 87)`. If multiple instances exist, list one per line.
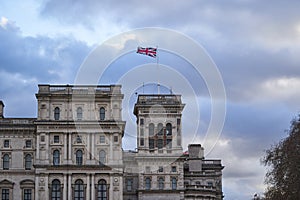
(91, 174), (95, 200)
(87, 134), (90, 160)
(63, 174), (67, 200)
(64, 134), (68, 161)
(91, 133), (95, 162)
(68, 174), (72, 200)
(86, 174), (90, 200)
(68, 133), (72, 162)
(35, 176), (39, 200)
(36, 135), (40, 160)
(45, 175), (49, 200)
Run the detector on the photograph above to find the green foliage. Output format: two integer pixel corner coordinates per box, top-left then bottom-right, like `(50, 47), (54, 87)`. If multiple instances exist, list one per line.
(262, 116), (300, 200)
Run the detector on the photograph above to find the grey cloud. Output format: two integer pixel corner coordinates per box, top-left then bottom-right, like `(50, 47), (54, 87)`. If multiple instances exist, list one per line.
(0, 22), (91, 82)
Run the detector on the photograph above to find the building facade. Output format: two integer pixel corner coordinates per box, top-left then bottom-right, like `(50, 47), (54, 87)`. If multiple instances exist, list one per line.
(0, 84), (224, 200)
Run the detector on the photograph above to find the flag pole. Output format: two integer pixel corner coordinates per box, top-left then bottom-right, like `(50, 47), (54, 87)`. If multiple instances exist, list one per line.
(156, 46), (160, 95)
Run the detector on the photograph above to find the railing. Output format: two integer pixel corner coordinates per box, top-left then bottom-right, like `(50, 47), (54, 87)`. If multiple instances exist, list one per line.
(38, 85), (121, 95)
(137, 95), (182, 104)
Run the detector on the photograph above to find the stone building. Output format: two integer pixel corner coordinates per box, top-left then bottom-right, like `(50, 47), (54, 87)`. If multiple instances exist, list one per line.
(0, 84), (224, 200)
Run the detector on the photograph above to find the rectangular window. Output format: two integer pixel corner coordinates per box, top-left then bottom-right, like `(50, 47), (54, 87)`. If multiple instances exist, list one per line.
(76, 135), (82, 143)
(54, 135), (59, 143)
(171, 166), (177, 172)
(171, 178), (177, 190)
(140, 138), (144, 146)
(3, 140), (9, 148)
(140, 118), (144, 125)
(126, 179), (133, 192)
(158, 166), (163, 172)
(149, 139), (154, 149)
(145, 178), (151, 190)
(24, 189), (32, 200)
(207, 182), (213, 187)
(100, 135), (105, 143)
(40, 135), (45, 142)
(25, 140), (32, 148)
(114, 135), (118, 143)
(177, 118), (181, 125)
(2, 189), (9, 200)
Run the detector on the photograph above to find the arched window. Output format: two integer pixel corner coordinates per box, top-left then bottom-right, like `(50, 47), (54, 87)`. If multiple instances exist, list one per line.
(149, 123), (154, 136)
(145, 177), (151, 190)
(97, 179), (107, 200)
(53, 150), (60, 166)
(99, 150), (106, 165)
(51, 179), (61, 200)
(25, 154), (32, 170)
(3, 154), (9, 170)
(171, 177), (177, 190)
(54, 107), (60, 120)
(157, 123), (163, 135)
(76, 150), (83, 166)
(74, 179), (84, 200)
(158, 177), (164, 190)
(100, 107), (105, 120)
(77, 107), (83, 120)
(166, 123), (172, 135)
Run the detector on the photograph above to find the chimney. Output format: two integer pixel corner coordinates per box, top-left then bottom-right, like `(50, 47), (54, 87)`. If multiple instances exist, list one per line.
(0, 101), (4, 118)
(188, 144), (204, 159)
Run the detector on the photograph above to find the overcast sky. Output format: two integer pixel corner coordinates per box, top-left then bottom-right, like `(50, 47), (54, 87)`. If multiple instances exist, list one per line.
(1, 0), (300, 199)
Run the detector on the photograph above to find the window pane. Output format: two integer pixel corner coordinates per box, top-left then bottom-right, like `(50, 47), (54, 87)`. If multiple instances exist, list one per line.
(145, 178), (151, 190)
(166, 123), (172, 135)
(54, 107), (60, 120)
(172, 178), (177, 190)
(149, 139), (154, 149)
(25, 140), (32, 148)
(98, 179), (107, 200)
(4, 140), (9, 148)
(77, 107), (83, 120)
(126, 179), (132, 191)
(100, 107), (105, 120)
(3, 154), (9, 170)
(100, 136), (105, 143)
(158, 178), (164, 189)
(51, 179), (61, 200)
(53, 150), (60, 166)
(140, 138), (144, 146)
(74, 180), (84, 200)
(25, 154), (32, 170)
(24, 189), (32, 200)
(54, 135), (59, 143)
(2, 189), (9, 200)
(76, 150), (83, 166)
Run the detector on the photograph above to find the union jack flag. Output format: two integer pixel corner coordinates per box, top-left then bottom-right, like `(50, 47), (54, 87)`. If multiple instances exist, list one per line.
(136, 47), (157, 58)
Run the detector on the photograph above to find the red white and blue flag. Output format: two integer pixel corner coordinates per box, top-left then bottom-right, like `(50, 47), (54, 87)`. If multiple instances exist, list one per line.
(136, 47), (157, 58)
